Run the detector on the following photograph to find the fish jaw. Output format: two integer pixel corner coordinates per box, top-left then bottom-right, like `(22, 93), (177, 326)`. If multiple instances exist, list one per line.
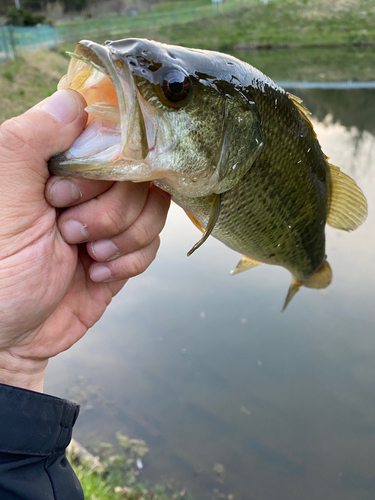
(49, 40), (161, 182)
(49, 39), (197, 186)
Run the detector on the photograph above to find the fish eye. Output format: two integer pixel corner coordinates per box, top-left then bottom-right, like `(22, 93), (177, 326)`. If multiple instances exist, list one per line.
(161, 70), (191, 104)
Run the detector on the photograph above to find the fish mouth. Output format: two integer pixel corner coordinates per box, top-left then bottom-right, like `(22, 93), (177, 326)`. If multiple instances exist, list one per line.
(49, 40), (149, 180)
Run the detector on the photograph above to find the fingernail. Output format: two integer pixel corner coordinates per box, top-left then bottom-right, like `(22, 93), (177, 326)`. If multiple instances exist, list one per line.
(41, 90), (81, 124)
(49, 178), (82, 207)
(91, 239), (119, 261)
(90, 265), (112, 282)
(61, 219), (90, 243)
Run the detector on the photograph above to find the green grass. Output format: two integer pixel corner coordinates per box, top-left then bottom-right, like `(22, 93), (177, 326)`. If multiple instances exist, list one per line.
(233, 45), (375, 82)
(157, 0), (375, 50)
(73, 464), (124, 500)
(54, 0), (256, 45)
(69, 433), (194, 500)
(73, 462), (192, 500)
(0, 54), (59, 123)
(149, 0), (209, 12)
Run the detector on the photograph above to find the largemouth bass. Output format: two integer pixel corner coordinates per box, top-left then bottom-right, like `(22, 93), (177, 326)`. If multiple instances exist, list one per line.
(49, 38), (368, 309)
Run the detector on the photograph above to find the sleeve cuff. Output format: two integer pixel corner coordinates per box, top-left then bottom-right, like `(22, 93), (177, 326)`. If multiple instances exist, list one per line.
(0, 383), (80, 456)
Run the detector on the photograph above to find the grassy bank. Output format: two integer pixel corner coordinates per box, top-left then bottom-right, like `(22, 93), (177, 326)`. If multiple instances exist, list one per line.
(55, 0), (251, 45)
(54, 0), (375, 52)
(234, 45), (375, 82)
(157, 0), (375, 50)
(68, 434), (195, 500)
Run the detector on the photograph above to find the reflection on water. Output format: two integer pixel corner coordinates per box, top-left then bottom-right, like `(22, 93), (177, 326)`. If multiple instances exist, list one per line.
(46, 89), (375, 500)
(277, 82), (375, 89)
(296, 88), (375, 137)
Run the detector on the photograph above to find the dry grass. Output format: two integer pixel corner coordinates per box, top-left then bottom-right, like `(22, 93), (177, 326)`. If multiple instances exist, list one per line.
(0, 50), (67, 124)
(27, 49), (70, 80)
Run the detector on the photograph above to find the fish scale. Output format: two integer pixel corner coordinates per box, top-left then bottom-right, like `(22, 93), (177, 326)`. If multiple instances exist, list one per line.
(167, 84), (328, 281)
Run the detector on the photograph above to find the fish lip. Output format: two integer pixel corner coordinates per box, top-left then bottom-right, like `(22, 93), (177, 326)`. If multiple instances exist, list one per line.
(78, 40), (150, 164)
(48, 40), (131, 177)
(75, 40), (123, 97)
(77, 39), (129, 148)
(50, 39), (159, 182)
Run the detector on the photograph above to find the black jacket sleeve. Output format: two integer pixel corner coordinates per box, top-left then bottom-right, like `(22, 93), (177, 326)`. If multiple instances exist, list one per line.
(0, 383), (83, 500)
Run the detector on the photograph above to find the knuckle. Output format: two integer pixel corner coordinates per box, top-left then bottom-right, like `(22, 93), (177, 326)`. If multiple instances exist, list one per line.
(132, 220), (154, 249)
(0, 116), (36, 155)
(126, 252), (148, 277)
(104, 203), (129, 234)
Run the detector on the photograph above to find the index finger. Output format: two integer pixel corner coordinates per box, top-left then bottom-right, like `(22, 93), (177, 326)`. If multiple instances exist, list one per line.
(46, 176), (114, 207)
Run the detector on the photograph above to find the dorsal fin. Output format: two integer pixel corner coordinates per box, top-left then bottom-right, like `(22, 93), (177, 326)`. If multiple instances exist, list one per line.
(230, 255), (262, 275)
(288, 93), (317, 139)
(288, 93), (368, 231)
(326, 161), (368, 231)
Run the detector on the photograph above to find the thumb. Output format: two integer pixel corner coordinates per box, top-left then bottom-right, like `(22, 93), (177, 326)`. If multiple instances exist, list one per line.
(0, 89), (87, 174)
(0, 90), (87, 238)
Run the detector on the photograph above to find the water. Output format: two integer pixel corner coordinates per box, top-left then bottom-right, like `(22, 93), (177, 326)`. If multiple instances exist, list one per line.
(45, 87), (375, 499)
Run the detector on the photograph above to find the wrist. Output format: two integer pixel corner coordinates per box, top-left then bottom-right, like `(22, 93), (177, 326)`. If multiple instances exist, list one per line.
(0, 351), (47, 393)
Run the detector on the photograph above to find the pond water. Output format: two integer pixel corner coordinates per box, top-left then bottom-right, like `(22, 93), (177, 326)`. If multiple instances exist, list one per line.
(46, 82), (375, 499)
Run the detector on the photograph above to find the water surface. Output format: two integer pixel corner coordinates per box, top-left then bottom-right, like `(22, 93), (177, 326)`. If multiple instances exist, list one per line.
(46, 87), (375, 500)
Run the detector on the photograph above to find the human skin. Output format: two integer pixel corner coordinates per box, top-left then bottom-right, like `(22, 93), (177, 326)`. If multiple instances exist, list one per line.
(0, 89), (170, 393)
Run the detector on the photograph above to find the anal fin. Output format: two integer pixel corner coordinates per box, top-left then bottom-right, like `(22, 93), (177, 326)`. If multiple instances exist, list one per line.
(303, 260), (332, 289)
(231, 255), (262, 275)
(283, 261), (332, 311)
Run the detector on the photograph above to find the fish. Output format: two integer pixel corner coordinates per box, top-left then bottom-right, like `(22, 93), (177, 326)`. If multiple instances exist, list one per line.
(49, 38), (368, 309)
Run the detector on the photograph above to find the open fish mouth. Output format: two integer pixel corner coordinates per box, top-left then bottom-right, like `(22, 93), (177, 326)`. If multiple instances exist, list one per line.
(49, 40), (149, 180)
(49, 38), (265, 197)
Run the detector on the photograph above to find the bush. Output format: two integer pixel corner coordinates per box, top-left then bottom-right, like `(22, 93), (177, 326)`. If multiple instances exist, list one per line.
(6, 6), (50, 26)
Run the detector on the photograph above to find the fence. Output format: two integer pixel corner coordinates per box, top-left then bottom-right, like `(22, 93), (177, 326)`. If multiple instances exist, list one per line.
(0, 24), (61, 61)
(0, 0), (254, 62)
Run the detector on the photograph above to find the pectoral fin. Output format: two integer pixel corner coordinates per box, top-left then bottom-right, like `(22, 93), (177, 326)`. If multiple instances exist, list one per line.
(230, 255), (262, 275)
(283, 260), (332, 311)
(187, 194), (221, 256)
(185, 213), (205, 233)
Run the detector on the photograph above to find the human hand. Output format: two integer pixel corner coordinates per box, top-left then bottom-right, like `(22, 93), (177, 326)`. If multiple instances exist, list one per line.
(0, 90), (170, 393)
